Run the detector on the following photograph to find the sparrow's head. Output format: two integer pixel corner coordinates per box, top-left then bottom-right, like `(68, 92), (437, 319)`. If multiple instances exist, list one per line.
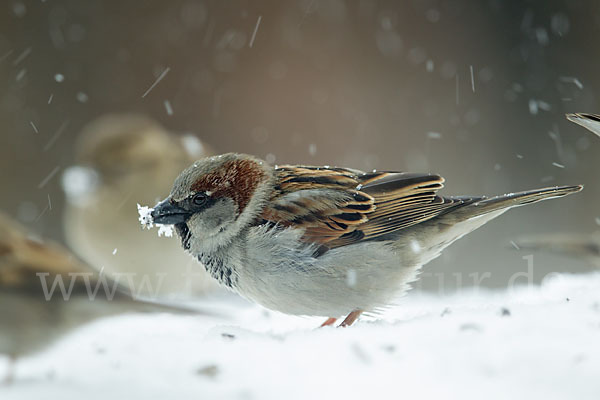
(151, 153), (274, 252)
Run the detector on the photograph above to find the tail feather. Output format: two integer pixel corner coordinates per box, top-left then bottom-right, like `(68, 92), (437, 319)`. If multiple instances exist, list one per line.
(400, 185), (582, 266)
(448, 185), (583, 221)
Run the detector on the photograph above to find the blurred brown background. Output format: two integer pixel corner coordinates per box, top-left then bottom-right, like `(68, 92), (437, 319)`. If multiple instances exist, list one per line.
(1, 0), (598, 291)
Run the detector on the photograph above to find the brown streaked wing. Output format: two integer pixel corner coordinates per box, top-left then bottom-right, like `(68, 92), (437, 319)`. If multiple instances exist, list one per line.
(327, 172), (463, 247)
(261, 166), (466, 249)
(263, 166), (374, 244)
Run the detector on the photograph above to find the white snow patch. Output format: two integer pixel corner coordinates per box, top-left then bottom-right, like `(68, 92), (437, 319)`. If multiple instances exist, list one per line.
(3, 273), (600, 399)
(137, 204), (155, 229)
(157, 224), (174, 238)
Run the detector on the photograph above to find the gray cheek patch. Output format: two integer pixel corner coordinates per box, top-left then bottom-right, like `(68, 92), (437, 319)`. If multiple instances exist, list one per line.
(188, 197), (237, 238)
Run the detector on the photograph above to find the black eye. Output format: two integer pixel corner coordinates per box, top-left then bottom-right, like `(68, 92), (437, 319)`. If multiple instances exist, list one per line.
(192, 192), (208, 206)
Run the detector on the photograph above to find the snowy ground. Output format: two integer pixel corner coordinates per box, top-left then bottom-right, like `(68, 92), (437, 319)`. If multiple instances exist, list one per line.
(2, 272), (599, 400)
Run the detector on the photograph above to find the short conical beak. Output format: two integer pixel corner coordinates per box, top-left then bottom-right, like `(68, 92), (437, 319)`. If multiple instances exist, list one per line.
(151, 198), (191, 225)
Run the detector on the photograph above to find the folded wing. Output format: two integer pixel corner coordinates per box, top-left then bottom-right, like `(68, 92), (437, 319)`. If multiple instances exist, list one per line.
(261, 166), (473, 249)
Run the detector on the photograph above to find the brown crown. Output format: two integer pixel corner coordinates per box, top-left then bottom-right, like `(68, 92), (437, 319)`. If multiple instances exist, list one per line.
(191, 159), (265, 214)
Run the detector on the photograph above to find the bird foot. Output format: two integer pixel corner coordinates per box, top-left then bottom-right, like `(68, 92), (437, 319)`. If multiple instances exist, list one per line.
(318, 310), (363, 328)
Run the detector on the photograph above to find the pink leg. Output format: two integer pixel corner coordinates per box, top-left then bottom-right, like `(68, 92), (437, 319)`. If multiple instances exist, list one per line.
(339, 310), (363, 327)
(319, 317), (337, 327)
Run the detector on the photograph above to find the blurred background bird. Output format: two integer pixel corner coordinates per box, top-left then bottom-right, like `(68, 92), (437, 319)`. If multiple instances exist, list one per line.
(566, 113), (600, 138)
(61, 114), (220, 299)
(0, 211), (202, 384)
(514, 231), (600, 269)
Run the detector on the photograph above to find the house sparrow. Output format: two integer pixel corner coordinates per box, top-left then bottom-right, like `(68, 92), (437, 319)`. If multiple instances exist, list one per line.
(513, 232), (600, 268)
(566, 113), (600, 138)
(0, 212), (201, 384)
(62, 114), (219, 299)
(148, 153), (583, 327)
